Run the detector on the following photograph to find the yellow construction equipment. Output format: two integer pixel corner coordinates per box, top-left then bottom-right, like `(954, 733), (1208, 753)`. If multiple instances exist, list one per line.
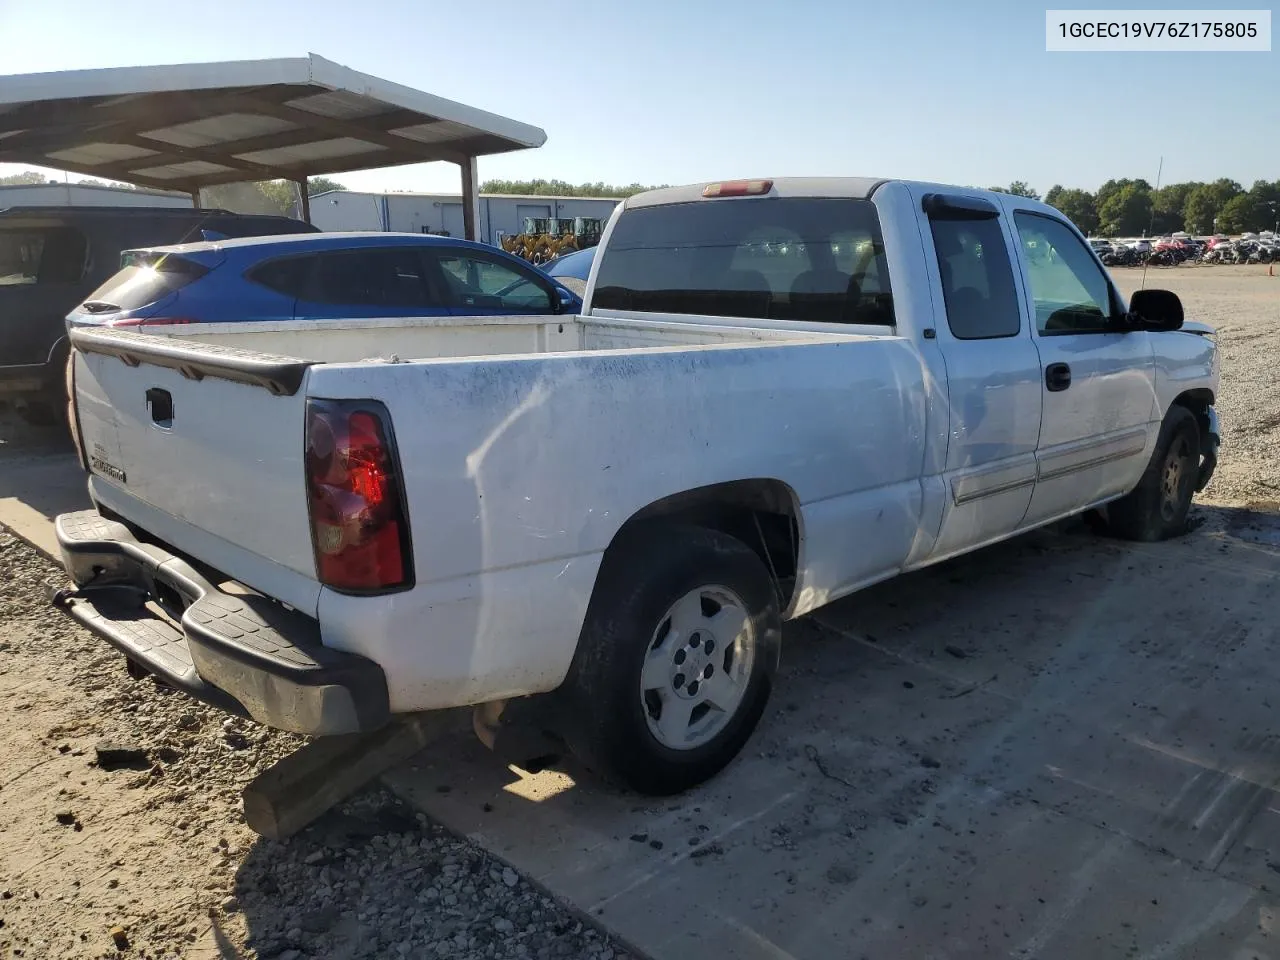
(500, 216), (605, 264)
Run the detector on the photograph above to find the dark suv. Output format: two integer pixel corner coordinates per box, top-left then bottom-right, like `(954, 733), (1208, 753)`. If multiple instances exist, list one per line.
(0, 206), (315, 423)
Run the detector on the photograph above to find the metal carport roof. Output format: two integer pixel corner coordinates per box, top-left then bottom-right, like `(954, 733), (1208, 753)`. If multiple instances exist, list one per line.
(0, 54), (547, 236)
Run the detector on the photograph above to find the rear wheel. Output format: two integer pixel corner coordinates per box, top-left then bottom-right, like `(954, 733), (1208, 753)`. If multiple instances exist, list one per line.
(562, 524), (781, 794)
(1105, 406), (1200, 541)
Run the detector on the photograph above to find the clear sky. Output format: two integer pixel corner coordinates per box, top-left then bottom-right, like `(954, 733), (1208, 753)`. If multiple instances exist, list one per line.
(1, 0), (1276, 196)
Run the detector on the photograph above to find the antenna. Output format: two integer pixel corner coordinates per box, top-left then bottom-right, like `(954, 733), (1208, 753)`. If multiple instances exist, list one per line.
(1139, 156), (1164, 291)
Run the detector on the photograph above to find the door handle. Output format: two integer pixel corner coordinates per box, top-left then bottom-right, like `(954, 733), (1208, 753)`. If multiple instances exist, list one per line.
(146, 387), (173, 427)
(1045, 362), (1072, 392)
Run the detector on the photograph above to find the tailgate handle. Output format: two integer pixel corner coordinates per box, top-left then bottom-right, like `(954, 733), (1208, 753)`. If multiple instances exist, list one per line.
(146, 387), (174, 428)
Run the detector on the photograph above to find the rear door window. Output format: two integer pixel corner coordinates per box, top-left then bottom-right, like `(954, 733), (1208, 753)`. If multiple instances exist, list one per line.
(0, 226), (87, 285)
(300, 249), (437, 309)
(592, 197), (894, 324)
(929, 217), (1021, 339)
(248, 257), (312, 298)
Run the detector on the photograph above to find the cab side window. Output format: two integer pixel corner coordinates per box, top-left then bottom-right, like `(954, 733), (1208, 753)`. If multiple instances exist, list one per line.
(1014, 214), (1119, 335)
(929, 217), (1020, 340)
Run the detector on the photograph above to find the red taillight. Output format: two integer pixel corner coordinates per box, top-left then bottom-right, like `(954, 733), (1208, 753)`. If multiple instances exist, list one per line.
(702, 179), (773, 198)
(305, 399), (413, 592)
(108, 317), (196, 327)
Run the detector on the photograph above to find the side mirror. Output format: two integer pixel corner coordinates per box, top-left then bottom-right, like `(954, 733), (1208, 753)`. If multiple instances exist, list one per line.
(548, 285), (564, 315)
(1129, 289), (1183, 331)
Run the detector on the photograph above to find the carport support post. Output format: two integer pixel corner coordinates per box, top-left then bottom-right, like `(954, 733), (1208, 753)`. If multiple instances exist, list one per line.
(460, 155), (480, 242)
(296, 178), (311, 224)
(189, 189), (201, 209)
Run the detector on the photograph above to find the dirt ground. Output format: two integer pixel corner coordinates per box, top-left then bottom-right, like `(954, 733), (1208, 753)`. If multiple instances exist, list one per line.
(1113, 264), (1280, 505)
(0, 264), (1277, 960)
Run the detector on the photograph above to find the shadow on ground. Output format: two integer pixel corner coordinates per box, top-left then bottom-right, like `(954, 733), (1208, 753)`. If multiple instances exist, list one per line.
(0, 404), (85, 526)
(382, 504), (1280, 960)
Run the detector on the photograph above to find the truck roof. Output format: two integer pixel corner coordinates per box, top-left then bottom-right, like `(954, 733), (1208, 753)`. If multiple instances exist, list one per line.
(624, 178), (1063, 220)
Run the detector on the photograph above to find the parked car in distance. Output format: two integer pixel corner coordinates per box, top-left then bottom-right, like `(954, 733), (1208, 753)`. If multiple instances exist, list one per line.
(538, 245), (597, 297)
(55, 177), (1220, 796)
(1, 205), (315, 423)
(67, 233), (585, 331)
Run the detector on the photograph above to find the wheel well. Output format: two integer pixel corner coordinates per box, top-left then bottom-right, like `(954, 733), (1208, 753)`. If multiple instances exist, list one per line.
(610, 479), (802, 610)
(1172, 388), (1214, 443)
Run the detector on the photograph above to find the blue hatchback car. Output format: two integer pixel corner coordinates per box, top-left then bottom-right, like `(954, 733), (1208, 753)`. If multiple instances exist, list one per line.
(67, 232), (584, 328)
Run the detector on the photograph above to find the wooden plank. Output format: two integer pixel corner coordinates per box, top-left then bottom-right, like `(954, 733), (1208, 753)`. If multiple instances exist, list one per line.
(242, 711), (462, 840)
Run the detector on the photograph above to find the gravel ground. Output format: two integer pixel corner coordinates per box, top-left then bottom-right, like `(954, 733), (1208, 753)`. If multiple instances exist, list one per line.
(0, 531), (635, 960)
(1113, 264), (1280, 505)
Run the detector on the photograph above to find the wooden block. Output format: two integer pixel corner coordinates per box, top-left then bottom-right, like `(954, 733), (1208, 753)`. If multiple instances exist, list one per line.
(243, 710), (461, 840)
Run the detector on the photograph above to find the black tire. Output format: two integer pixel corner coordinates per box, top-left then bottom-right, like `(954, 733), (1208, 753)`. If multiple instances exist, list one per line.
(1105, 406), (1201, 541)
(561, 524), (781, 794)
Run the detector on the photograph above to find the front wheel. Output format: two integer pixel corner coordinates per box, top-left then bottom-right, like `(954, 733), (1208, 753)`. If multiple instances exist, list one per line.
(1105, 406), (1201, 541)
(562, 524), (781, 794)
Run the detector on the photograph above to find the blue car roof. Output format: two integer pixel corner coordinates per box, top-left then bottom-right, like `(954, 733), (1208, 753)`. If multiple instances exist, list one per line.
(125, 231), (500, 257)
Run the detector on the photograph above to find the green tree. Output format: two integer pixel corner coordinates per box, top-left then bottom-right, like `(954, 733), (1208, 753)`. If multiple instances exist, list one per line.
(1044, 186), (1098, 234)
(1097, 183), (1153, 236)
(201, 181), (294, 216)
(1150, 182), (1200, 234)
(71, 178), (137, 189)
(479, 179), (667, 198)
(307, 176), (347, 196)
(987, 181), (1040, 200)
(1095, 178), (1152, 219)
(1183, 187), (1216, 234)
(1246, 180), (1280, 233)
(1183, 179), (1243, 233)
(1216, 194), (1256, 234)
(0, 170), (51, 185)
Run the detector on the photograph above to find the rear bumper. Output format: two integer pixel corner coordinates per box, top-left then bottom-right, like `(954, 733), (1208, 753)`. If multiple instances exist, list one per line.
(50, 510), (390, 735)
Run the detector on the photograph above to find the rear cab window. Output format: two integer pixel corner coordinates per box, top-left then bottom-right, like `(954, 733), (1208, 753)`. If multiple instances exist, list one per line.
(592, 197), (894, 325)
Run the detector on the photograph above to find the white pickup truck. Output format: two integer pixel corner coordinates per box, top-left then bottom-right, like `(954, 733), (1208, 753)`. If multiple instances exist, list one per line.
(53, 178), (1219, 794)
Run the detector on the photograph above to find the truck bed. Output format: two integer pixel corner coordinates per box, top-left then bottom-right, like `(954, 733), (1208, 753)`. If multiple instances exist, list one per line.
(69, 312), (896, 621)
(144, 313), (841, 364)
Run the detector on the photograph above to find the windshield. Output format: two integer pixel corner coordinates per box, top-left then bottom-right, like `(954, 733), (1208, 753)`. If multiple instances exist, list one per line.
(593, 197), (894, 324)
(544, 247), (596, 281)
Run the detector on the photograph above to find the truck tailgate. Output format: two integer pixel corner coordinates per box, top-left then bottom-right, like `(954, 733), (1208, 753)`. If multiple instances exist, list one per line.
(70, 327), (320, 612)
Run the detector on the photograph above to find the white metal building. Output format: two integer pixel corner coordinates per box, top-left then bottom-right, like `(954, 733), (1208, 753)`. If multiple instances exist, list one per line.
(0, 182), (191, 209)
(310, 190), (621, 245)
